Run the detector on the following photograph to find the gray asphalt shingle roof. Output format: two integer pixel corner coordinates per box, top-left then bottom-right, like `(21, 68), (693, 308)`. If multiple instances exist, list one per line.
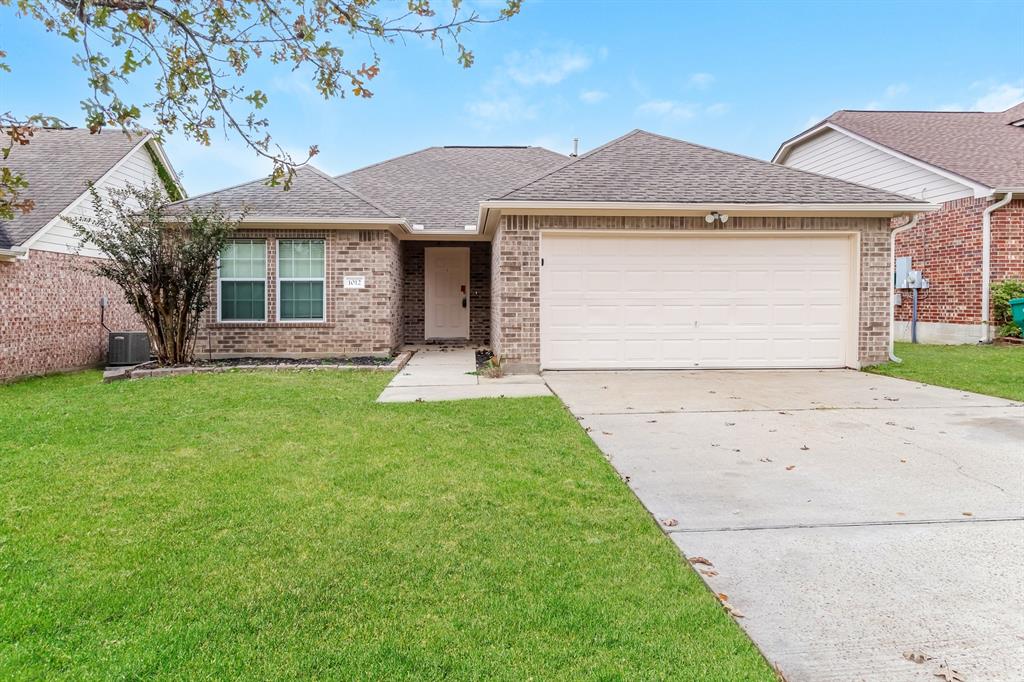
(820, 104), (1024, 189)
(500, 129), (925, 205)
(166, 165), (395, 220)
(0, 128), (145, 249)
(337, 146), (568, 231)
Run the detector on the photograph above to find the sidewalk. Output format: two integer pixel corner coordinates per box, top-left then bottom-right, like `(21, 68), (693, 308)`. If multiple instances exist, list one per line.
(376, 347), (552, 403)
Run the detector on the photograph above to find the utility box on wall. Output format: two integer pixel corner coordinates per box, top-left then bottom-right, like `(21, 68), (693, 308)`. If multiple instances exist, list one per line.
(107, 332), (150, 366)
(895, 256), (912, 288)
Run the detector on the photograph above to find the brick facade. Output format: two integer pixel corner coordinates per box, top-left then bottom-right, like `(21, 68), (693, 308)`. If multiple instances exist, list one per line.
(491, 214), (892, 371)
(892, 197), (1023, 338)
(401, 241), (490, 344)
(196, 228), (403, 358)
(1, 250), (140, 382)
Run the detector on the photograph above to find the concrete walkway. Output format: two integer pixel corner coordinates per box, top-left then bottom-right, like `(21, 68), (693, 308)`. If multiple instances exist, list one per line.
(377, 347), (552, 402)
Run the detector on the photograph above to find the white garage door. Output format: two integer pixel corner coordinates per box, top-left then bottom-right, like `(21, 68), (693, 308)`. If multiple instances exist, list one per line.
(540, 233), (855, 370)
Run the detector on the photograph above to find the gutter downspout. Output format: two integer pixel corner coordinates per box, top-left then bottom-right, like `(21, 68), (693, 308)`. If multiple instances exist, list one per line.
(889, 215), (920, 363)
(980, 192), (1014, 343)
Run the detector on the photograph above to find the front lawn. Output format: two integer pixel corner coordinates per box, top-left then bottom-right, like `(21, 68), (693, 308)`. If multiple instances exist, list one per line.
(0, 371), (772, 680)
(867, 342), (1024, 401)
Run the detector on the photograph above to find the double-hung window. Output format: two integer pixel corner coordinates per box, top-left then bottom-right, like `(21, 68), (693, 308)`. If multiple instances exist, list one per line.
(277, 239), (325, 321)
(219, 239), (266, 321)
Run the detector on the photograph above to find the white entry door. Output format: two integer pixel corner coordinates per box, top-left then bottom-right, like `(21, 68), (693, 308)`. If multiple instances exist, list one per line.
(425, 247), (470, 339)
(540, 233), (856, 370)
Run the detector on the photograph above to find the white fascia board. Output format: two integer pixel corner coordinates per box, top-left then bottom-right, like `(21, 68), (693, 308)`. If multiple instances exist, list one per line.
(0, 246), (29, 261)
(238, 216), (403, 226)
(21, 133), (155, 252)
(775, 122), (992, 197)
(479, 199), (939, 215)
(147, 138), (187, 197)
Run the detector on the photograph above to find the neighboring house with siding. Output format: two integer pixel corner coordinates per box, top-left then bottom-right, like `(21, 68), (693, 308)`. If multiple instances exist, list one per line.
(774, 103), (1024, 343)
(0, 128), (182, 381)
(167, 129), (932, 372)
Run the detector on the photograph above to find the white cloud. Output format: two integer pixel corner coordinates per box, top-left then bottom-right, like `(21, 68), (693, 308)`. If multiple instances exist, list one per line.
(272, 73), (315, 96)
(864, 101), (881, 111)
(466, 94), (538, 124)
(971, 82), (1024, 111)
(635, 100), (695, 120)
(689, 72), (714, 89)
(885, 83), (909, 98)
(505, 49), (591, 86)
(705, 102), (730, 116)
(579, 89), (608, 104)
(801, 114), (823, 130)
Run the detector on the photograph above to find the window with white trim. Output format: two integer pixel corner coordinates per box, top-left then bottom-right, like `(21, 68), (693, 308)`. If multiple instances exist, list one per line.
(218, 239), (266, 321)
(277, 239), (325, 321)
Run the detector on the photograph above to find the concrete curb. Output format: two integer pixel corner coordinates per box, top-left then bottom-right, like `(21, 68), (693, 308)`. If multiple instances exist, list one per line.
(104, 351), (414, 383)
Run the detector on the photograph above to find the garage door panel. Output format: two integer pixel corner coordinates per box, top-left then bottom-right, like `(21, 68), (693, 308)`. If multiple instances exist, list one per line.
(540, 234), (854, 370)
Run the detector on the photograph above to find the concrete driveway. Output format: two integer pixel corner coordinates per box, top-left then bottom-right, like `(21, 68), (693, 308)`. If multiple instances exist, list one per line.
(545, 369), (1024, 682)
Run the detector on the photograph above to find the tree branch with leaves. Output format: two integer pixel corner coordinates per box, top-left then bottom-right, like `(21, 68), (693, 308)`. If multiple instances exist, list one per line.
(1, 0), (522, 218)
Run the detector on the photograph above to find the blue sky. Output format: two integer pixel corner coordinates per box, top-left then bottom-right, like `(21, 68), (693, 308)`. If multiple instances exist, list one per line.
(3, 0), (1023, 195)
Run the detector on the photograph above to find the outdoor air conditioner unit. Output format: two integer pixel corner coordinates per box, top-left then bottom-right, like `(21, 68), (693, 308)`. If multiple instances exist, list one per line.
(107, 332), (151, 366)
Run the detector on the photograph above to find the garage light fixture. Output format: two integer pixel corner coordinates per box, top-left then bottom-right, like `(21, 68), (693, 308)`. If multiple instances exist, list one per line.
(704, 212), (729, 224)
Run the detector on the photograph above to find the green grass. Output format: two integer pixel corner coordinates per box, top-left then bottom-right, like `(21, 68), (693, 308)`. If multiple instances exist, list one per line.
(0, 371), (772, 680)
(867, 342), (1024, 401)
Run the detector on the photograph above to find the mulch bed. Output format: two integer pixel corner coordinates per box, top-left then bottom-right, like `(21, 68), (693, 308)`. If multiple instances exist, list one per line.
(132, 356), (393, 371)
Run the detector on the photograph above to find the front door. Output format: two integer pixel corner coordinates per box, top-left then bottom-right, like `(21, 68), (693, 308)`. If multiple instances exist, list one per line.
(425, 247), (470, 340)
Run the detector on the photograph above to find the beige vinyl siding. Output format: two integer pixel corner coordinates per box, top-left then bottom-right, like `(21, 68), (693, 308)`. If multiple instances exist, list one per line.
(783, 128), (973, 204)
(30, 142), (161, 258)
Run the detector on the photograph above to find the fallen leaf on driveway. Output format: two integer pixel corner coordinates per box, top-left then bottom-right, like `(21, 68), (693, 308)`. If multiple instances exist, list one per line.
(902, 650), (932, 664)
(699, 569), (718, 577)
(800, 445), (810, 451)
(647, 419), (657, 423)
(900, 459), (907, 463)
(688, 556), (714, 566)
(933, 661), (965, 681)
(884, 396), (900, 402)
(725, 422), (736, 426)
(759, 457), (773, 462)
(962, 512), (973, 517)
(786, 465), (796, 471)
(716, 592), (729, 601)
(661, 518), (679, 527)
(602, 431), (613, 435)
(896, 512), (905, 516)
(722, 602), (745, 618)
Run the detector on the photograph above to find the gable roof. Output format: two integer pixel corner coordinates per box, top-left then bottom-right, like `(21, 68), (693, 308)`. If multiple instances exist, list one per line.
(337, 145), (568, 231)
(499, 129), (923, 205)
(774, 102), (1024, 190)
(0, 128), (150, 249)
(166, 165), (396, 221)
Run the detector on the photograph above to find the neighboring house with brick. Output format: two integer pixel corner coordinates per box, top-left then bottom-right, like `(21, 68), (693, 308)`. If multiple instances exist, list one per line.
(0, 129), (182, 382)
(773, 102), (1024, 344)
(168, 129), (933, 372)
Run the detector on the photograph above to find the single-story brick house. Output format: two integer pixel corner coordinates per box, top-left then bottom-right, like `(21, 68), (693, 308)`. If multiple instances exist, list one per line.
(0, 129), (182, 382)
(774, 102), (1024, 344)
(170, 129), (933, 372)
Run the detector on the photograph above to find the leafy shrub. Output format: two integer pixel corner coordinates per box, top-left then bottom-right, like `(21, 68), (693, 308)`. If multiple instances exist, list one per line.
(992, 279), (1024, 338)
